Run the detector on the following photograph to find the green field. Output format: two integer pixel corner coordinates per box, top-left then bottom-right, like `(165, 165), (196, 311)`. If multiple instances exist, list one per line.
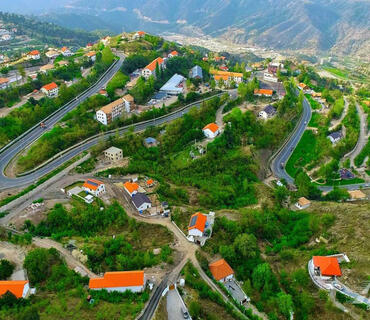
(324, 67), (349, 79)
(286, 130), (318, 177)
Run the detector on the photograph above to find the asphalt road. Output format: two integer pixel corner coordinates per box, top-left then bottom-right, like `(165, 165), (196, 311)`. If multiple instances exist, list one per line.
(0, 92), (224, 190)
(0, 55), (124, 189)
(271, 97), (369, 192)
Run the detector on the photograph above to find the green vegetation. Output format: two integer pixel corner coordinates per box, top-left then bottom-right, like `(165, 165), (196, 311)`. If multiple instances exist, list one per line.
(106, 71), (129, 98)
(28, 201), (173, 273)
(203, 207), (337, 320)
(324, 67), (348, 79)
(0, 260), (15, 280)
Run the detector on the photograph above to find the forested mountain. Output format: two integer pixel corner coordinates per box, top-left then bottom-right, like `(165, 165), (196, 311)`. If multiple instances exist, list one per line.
(0, 0), (369, 57)
(0, 12), (98, 47)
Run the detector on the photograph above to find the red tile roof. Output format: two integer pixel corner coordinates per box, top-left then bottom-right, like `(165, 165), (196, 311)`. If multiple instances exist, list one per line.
(170, 51), (178, 56)
(137, 31), (146, 36)
(188, 212), (207, 232)
(254, 89), (273, 96)
(89, 271), (144, 289)
(29, 50), (40, 55)
(203, 123), (219, 133)
(144, 57), (164, 72)
(209, 259), (234, 281)
(313, 256), (342, 277)
(83, 179), (104, 191)
(42, 82), (58, 91)
(0, 281), (28, 298)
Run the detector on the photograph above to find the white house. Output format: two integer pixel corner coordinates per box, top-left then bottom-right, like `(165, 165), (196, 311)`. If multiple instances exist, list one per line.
(61, 47), (73, 57)
(104, 146), (123, 162)
(45, 50), (60, 59)
(142, 57), (165, 79)
(122, 94), (135, 113)
(159, 74), (185, 95)
(0, 280), (30, 299)
(328, 131), (342, 144)
(41, 82), (59, 98)
(28, 50), (40, 60)
(209, 259), (234, 283)
(123, 181), (139, 197)
(203, 123), (220, 139)
(82, 179), (106, 197)
(132, 193), (152, 212)
(134, 31), (146, 39)
(259, 105), (277, 119)
(89, 271), (145, 293)
(188, 212), (207, 237)
(0, 78), (9, 90)
(101, 36), (111, 46)
(96, 98), (124, 126)
(295, 197), (311, 210)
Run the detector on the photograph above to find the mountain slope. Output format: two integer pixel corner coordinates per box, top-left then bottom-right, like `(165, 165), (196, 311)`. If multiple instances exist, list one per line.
(1, 0), (370, 57)
(0, 11), (98, 48)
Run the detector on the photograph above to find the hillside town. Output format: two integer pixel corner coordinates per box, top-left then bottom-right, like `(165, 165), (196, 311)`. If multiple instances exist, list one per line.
(0, 25), (369, 320)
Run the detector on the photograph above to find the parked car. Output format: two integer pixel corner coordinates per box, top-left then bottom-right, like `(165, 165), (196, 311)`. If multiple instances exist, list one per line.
(181, 307), (189, 319)
(334, 283), (343, 290)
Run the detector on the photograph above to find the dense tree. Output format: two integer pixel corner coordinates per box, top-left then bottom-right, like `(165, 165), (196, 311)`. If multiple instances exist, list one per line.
(23, 248), (61, 284)
(0, 259), (15, 280)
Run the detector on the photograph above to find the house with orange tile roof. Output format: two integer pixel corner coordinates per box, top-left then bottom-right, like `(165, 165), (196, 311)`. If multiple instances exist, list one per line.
(0, 280), (30, 299)
(254, 89), (273, 97)
(96, 98), (125, 125)
(28, 50), (40, 60)
(89, 271), (145, 293)
(203, 123), (220, 139)
(210, 69), (243, 85)
(134, 31), (146, 39)
(0, 77), (9, 90)
(209, 259), (234, 283)
(41, 82), (58, 98)
(123, 181), (139, 197)
(295, 197), (311, 210)
(188, 212), (208, 238)
(82, 179), (105, 197)
(142, 57), (165, 79)
(146, 179), (154, 187)
(168, 50), (179, 58)
(61, 46), (72, 57)
(313, 256), (342, 279)
(85, 51), (96, 62)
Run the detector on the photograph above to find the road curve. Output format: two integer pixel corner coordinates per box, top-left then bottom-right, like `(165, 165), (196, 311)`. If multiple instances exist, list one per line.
(0, 56), (124, 189)
(271, 97), (369, 192)
(271, 97), (312, 185)
(0, 93), (224, 190)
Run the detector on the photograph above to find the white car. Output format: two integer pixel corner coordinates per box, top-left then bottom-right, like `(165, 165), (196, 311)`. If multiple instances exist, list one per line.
(334, 283), (343, 290)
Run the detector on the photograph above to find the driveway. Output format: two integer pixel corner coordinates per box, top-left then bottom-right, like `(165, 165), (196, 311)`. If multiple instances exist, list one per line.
(167, 287), (190, 320)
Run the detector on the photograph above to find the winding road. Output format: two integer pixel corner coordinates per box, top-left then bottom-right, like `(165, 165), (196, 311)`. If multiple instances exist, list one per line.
(271, 96), (369, 192)
(0, 92), (225, 190)
(0, 54), (124, 190)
